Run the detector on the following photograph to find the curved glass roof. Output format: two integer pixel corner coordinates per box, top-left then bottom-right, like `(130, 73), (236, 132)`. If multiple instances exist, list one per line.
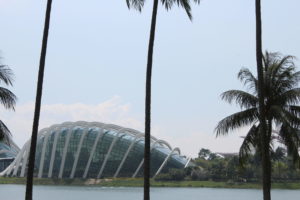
(0, 121), (191, 178)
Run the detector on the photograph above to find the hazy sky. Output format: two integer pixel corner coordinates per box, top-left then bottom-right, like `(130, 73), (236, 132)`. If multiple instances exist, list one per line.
(0, 0), (300, 157)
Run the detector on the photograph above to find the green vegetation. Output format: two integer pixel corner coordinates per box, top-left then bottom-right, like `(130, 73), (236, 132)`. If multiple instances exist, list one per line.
(1, 177), (300, 189)
(185, 148), (300, 183)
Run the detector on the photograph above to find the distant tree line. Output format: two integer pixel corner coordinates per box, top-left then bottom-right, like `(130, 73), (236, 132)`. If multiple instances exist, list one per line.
(155, 148), (300, 182)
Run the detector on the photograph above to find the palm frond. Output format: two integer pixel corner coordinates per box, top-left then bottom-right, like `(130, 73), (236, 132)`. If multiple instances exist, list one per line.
(126, 0), (145, 11)
(178, 0), (192, 20)
(215, 108), (259, 136)
(221, 90), (258, 109)
(0, 65), (14, 86)
(161, 0), (192, 20)
(237, 68), (257, 92)
(263, 51), (281, 70)
(272, 67), (297, 93)
(0, 120), (11, 145)
(161, 0), (173, 10)
(290, 71), (300, 84)
(239, 125), (259, 166)
(279, 125), (300, 168)
(271, 105), (300, 129)
(285, 105), (300, 119)
(0, 87), (16, 110)
(278, 88), (300, 105)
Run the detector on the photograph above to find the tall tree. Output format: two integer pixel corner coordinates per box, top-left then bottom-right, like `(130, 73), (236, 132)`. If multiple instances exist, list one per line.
(255, 0), (270, 199)
(0, 62), (17, 144)
(215, 52), (300, 200)
(126, 0), (200, 199)
(25, 0), (53, 199)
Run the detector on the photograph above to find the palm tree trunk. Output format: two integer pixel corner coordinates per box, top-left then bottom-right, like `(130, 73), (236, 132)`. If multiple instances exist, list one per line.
(144, 0), (159, 200)
(255, 0), (271, 199)
(25, 0), (53, 199)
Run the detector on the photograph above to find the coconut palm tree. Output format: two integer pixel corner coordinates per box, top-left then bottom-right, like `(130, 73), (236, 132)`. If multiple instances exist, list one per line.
(25, 0), (53, 200)
(215, 52), (300, 200)
(126, 0), (200, 199)
(0, 62), (17, 144)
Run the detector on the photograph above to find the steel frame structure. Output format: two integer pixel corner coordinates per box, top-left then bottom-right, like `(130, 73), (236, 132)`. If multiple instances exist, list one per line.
(0, 121), (189, 178)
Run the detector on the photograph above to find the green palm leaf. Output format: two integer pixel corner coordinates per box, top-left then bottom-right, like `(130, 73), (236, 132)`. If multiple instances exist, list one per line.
(215, 108), (259, 136)
(126, 0), (145, 11)
(0, 120), (11, 145)
(239, 125), (259, 166)
(221, 90), (258, 109)
(278, 88), (300, 105)
(279, 125), (300, 167)
(237, 68), (257, 93)
(0, 87), (16, 110)
(0, 65), (14, 86)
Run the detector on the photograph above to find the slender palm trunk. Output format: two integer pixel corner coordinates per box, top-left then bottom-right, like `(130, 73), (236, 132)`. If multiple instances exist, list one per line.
(255, 0), (271, 199)
(25, 0), (53, 199)
(144, 0), (159, 200)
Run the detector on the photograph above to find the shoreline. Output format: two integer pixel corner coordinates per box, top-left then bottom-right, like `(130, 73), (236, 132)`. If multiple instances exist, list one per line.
(1, 177), (300, 189)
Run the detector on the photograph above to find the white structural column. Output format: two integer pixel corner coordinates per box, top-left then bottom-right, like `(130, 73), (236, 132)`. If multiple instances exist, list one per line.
(38, 132), (50, 178)
(20, 142), (31, 177)
(3, 141), (27, 177)
(132, 140), (173, 178)
(97, 128), (125, 179)
(153, 148), (180, 178)
(48, 128), (60, 177)
(113, 134), (144, 178)
(70, 127), (89, 178)
(12, 144), (27, 176)
(4, 139), (31, 177)
(3, 158), (16, 176)
(58, 128), (73, 178)
(184, 157), (192, 168)
(82, 127), (106, 178)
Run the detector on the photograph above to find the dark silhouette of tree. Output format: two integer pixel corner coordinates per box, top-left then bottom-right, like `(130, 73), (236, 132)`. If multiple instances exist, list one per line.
(198, 148), (211, 159)
(271, 147), (286, 162)
(126, 0), (200, 199)
(216, 52), (300, 200)
(0, 61), (17, 145)
(254, 0), (271, 199)
(25, 0), (53, 199)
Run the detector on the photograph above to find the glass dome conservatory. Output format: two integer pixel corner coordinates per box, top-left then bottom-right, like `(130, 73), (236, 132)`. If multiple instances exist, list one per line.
(1, 121), (191, 178)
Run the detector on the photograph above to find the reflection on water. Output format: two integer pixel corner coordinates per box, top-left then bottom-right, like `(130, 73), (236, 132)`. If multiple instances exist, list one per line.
(1, 185), (300, 200)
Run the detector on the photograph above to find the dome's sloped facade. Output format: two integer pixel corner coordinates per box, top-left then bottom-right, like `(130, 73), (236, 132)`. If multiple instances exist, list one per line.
(1, 121), (191, 178)
(0, 141), (20, 172)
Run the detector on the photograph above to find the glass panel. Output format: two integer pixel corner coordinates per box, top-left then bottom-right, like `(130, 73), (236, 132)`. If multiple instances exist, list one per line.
(162, 154), (186, 173)
(34, 136), (45, 177)
(62, 128), (82, 178)
(87, 130), (114, 178)
(42, 131), (55, 177)
(101, 134), (132, 177)
(74, 128), (96, 178)
(52, 129), (67, 178)
(120, 140), (144, 177)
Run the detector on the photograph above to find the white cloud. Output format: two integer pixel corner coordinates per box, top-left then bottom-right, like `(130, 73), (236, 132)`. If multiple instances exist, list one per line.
(1, 96), (143, 148)
(1, 96), (249, 158)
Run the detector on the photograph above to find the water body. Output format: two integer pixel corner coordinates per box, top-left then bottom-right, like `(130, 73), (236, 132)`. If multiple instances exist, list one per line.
(1, 185), (300, 200)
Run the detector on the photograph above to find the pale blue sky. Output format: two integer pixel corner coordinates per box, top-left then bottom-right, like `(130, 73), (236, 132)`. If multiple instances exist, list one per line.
(0, 0), (300, 157)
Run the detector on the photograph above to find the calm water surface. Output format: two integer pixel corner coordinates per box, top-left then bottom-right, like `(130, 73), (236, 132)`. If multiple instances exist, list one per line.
(1, 185), (300, 200)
